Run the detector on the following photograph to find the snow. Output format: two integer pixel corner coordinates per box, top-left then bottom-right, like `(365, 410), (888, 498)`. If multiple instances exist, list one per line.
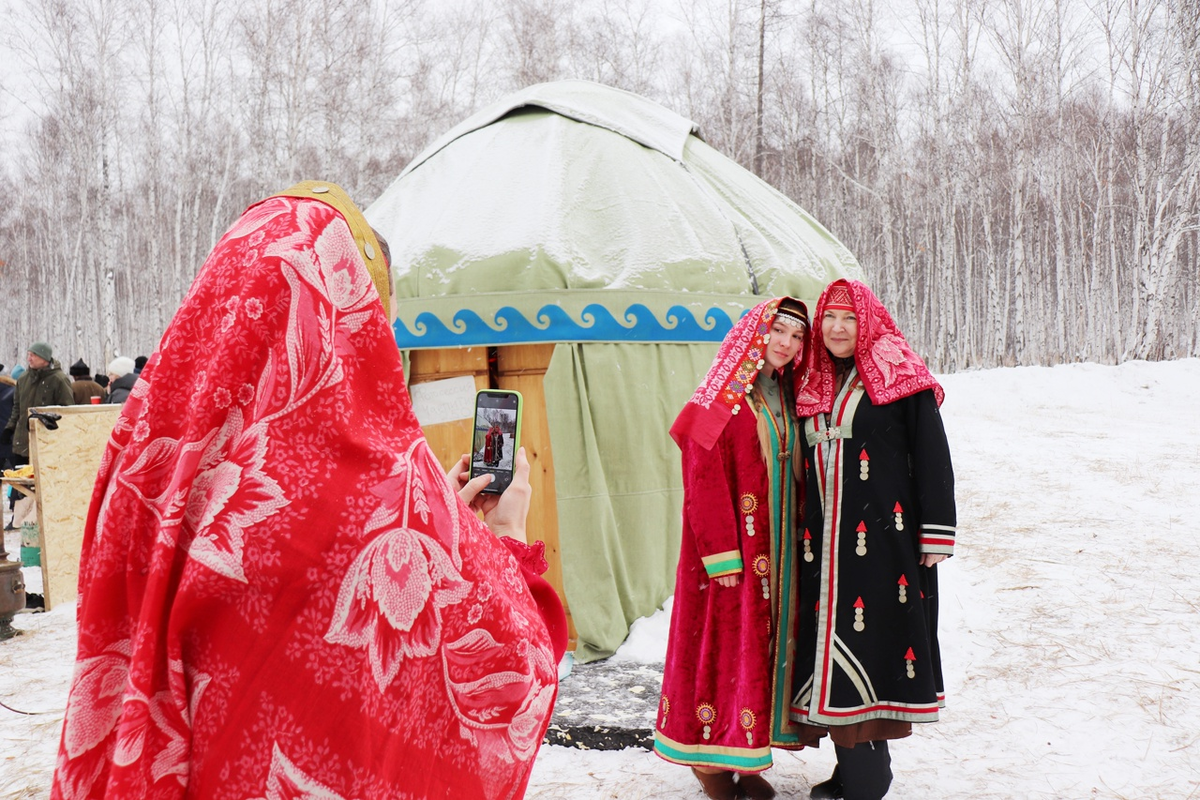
(3, 358), (1200, 799)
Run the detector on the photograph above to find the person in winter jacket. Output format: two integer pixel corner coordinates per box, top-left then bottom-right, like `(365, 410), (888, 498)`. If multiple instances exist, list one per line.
(2, 343), (75, 462)
(69, 359), (106, 405)
(105, 357), (138, 404)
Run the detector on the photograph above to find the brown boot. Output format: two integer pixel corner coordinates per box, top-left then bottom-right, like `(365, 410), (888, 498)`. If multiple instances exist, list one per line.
(736, 771), (777, 799)
(692, 768), (739, 800)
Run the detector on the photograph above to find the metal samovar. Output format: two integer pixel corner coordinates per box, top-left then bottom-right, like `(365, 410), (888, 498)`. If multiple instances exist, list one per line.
(0, 531), (26, 639)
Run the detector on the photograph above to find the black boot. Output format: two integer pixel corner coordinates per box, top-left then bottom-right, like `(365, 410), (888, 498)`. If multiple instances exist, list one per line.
(832, 741), (892, 800)
(809, 766), (842, 799)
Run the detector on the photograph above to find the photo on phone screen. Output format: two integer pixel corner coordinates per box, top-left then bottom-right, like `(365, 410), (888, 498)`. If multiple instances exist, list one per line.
(470, 390), (522, 494)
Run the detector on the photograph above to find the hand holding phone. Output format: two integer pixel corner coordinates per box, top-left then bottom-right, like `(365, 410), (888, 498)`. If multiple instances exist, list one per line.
(450, 447), (532, 544)
(468, 390), (523, 494)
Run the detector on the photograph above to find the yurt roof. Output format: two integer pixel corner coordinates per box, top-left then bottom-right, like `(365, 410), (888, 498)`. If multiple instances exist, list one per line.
(365, 79), (862, 349)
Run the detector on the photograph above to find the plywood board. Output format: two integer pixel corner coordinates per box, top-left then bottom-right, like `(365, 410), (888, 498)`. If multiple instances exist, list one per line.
(28, 405), (120, 609)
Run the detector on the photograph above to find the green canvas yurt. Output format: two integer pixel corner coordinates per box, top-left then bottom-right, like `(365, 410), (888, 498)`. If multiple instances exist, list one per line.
(365, 79), (863, 661)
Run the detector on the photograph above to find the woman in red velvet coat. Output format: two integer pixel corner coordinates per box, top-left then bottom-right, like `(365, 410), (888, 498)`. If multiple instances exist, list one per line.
(655, 297), (810, 800)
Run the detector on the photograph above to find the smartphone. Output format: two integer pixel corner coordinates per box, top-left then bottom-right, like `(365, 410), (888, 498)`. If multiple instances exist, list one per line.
(469, 389), (523, 494)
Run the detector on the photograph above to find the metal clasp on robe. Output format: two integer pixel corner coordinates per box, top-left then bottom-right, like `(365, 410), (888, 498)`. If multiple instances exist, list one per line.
(806, 426), (848, 446)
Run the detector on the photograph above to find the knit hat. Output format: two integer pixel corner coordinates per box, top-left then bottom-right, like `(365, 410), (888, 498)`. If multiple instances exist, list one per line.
(95, 374), (109, 389)
(70, 358), (92, 377)
(11, 365), (24, 380)
(28, 342), (53, 361)
(108, 356), (136, 378)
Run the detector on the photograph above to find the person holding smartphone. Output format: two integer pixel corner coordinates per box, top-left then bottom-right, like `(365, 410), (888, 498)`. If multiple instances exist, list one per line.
(655, 296), (810, 800)
(52, 182), (566, 800)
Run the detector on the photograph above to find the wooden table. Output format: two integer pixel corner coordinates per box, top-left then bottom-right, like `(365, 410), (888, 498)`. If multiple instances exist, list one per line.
(1, 476), (35, 499)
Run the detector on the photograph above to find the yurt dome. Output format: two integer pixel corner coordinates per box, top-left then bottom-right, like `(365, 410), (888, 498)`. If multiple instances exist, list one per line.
(366, 79), (863, 661)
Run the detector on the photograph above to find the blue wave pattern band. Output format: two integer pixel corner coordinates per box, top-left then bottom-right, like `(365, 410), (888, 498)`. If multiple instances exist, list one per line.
(394, 303), (746, 348)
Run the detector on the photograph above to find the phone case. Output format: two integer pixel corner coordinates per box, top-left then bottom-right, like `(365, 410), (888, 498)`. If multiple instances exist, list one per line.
(470, 389), (523, 493)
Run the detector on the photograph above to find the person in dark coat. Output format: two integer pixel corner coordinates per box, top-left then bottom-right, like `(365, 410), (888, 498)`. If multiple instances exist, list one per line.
(2, 343), (75, 462)
(69, 359), (106, 405)
(0, 374), (15, 471)
(790, 280), (956, 800)
(105, 357), (138, 404)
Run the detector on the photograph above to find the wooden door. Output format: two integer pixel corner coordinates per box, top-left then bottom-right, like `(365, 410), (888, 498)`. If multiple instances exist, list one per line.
(407, 348), (489, 469)
(407, 345), (576, 649)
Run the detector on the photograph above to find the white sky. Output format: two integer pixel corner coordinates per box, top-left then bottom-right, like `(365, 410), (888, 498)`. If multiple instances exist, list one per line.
(0, 0), (1134, 181)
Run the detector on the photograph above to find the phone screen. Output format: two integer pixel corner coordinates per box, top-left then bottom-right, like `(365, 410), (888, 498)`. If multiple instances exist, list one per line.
(470, 390), (522, 494)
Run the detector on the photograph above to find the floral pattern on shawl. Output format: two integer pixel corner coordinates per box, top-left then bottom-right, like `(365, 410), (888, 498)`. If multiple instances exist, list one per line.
(256, 744), (348, 800)
(795, 279), (944, 416)
(325, 441), (474, 690)
(115, 410), (288, 582)
(61, 641), (133, 761)
(52, 189), (559, 800)
(670, 296), (808, 450)
(112, 659), (211, 787)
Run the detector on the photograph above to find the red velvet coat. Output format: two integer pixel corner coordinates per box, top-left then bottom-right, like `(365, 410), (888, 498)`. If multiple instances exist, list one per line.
(655, 388), (804, 773)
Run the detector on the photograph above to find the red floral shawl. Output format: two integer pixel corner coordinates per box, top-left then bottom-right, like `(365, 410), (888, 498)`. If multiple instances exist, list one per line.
(670, 297), (808, 450)
(795, 279), (944, 416)
(52, 184), (563, 800)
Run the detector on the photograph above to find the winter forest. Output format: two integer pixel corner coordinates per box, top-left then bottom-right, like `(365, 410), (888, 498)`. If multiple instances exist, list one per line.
(0, 0), (1197, 373)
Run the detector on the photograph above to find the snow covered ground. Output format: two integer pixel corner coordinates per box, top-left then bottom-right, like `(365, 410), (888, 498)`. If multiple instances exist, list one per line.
(4, 359), (1200, 799)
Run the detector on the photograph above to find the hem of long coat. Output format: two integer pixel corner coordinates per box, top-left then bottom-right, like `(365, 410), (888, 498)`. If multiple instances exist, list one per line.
(652, 730), (805, 773)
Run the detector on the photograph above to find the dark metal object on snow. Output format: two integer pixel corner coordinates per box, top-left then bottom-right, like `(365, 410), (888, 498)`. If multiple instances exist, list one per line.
(0, 534), (26, 640)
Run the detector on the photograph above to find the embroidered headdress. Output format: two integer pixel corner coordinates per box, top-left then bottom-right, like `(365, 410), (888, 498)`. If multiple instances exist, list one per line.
(671, 296), (809, 450)
(795, 279), (943, 416)
(823, 282), (854, 311)
(773, 297), (810, 330)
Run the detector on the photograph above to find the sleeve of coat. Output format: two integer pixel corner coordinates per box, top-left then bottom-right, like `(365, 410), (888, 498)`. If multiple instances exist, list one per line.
(680, 430), (742, 578)
(500, 537), (568, 663)
(908, 390), (956, 556)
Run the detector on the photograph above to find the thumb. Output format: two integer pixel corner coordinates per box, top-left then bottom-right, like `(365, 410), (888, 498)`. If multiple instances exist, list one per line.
(458, 472), (494, 505)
